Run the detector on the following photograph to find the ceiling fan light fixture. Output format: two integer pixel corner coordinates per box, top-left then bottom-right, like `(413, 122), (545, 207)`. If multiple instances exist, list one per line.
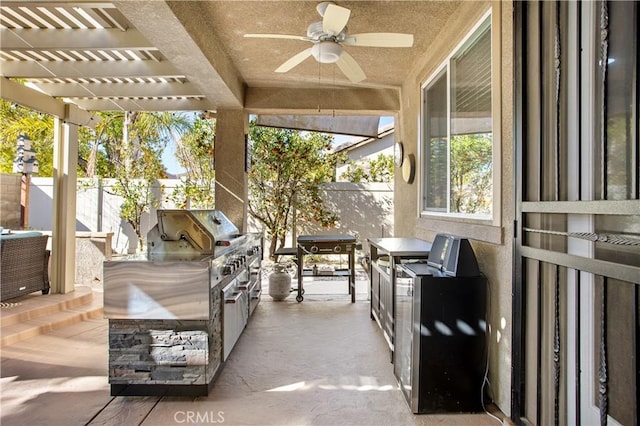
(311, 41), (342, 63)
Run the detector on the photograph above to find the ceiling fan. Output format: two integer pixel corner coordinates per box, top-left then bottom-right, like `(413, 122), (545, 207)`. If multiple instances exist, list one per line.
(244, 1), (414, 83)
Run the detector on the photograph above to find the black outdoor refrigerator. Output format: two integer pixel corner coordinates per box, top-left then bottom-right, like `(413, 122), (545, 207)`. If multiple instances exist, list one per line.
(394, 234), (487, 414)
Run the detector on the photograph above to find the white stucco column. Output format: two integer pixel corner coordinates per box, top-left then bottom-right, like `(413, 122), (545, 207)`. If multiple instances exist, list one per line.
(214, 110), (248, 232)
(50, 106), (78, 294)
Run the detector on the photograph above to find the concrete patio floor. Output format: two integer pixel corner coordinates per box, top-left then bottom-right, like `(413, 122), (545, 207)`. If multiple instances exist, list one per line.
(1, 273), (506, 426)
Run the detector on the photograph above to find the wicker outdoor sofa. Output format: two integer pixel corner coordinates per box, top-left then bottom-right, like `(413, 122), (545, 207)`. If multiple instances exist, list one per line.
(0, 231), (50, 302)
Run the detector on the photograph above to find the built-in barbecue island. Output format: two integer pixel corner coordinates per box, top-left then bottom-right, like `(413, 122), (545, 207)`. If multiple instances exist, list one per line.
(103, 210), (262, 396)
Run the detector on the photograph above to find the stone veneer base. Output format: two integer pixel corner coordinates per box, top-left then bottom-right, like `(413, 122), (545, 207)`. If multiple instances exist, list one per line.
(108, 283), (223, 395)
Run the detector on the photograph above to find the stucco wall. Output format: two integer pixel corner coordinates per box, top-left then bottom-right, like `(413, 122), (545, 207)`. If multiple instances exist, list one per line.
(0, 173), (21, 229)
(27, 178), (393, 256)
(250, 182), (394, 253)
(395, 0), (514, 415)
(29, 178), (182, 254)
(320, 182), (394, 241)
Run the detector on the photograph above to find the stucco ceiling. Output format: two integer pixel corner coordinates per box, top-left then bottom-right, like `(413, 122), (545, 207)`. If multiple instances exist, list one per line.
(1, 1), (461, 116)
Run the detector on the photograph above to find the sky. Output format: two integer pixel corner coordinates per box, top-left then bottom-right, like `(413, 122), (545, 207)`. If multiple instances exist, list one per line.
(163, 115), (394, 175)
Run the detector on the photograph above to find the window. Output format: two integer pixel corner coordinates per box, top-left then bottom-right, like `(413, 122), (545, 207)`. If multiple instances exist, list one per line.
(421, 15), (493, 219)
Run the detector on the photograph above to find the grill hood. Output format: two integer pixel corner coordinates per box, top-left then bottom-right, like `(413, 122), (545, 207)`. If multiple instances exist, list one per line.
(147, 209), (244, 256)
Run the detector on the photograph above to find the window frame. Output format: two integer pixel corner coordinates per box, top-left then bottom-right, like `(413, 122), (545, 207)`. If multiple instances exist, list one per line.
(417, 8), (502, 244)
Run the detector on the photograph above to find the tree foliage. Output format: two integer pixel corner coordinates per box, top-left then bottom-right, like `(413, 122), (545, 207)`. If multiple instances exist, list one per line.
(84, 111), (190, 178)
(0, 101), (191, 182)
(339, 153), (394, 182)
(1, 100), (192, 250)
(0, 101), (55, 176)
(94, 111), (190, 251)
(450, 133), (492, 214)
(247, 121), (341, 260)
(169, 117), (216, 208)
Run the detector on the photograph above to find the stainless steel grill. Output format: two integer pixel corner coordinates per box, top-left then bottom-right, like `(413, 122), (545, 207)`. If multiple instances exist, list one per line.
(105, 209), (262, 320)
(104, 209), (263, 398)
(145, 210), (263, 343)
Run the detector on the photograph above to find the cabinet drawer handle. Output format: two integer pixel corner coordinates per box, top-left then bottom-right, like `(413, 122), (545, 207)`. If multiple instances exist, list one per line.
(225, 292), (242, 303)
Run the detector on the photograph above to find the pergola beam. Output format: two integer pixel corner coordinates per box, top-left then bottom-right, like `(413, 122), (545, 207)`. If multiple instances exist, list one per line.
(68, 97), (211, 112)
(33, 81), (201, 97)
(1, 77), (94, 125)
(1, 59), (182, 79)
(1, 28), (155, 50)
(0, 1), (116, 6)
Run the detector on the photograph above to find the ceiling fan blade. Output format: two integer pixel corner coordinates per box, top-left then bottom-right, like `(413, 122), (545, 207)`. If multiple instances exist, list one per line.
(323, 4), (350, 35)
(245, 33), (309, 42)
(336, 50), (366, 83)
(344, 33), (414, 48)
(275, 48), (313, 73)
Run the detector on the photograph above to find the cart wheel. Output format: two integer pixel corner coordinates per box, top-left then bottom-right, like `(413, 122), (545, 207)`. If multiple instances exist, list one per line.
(296, 294), (304, 302)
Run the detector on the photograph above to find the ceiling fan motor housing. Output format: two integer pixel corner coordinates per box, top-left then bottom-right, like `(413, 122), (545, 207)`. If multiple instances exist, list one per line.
(307, 21), (325, 38)
(307, 21), (346, 41)
(311, 40), (343, 63)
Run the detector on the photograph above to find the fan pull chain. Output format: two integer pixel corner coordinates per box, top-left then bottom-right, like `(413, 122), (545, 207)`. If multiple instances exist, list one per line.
(332, 64), (336, 117)
(317, 48), (322, 112)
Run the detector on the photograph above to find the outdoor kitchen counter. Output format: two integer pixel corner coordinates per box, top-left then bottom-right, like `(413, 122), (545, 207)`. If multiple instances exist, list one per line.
(104, 256), (226, 397)
(367, 237), (432, 357)
(103, 253), (220, 320)
(103, 247), (262, 397)
(368, 237), (433, 257)
(103, 209), (263, 397)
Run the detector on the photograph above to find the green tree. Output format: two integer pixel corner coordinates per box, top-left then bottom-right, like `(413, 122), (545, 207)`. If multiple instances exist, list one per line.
(0, 101), (189, 181)
(450, 133), (492, 214)
(248, 121), (341, 260)
(340, 153), (394, 182)
(1, 100), (194, 252)
(95, 111), (190, 251)
(84, 111), (190, 178)
(1, 99), (106, 177)
(0, 101), (55, 176)
(169, 117), (216, 208)
(83, 111), (123, 178)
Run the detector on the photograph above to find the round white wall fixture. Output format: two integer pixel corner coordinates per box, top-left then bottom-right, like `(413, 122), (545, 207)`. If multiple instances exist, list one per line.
(402, 154), (415, 184)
